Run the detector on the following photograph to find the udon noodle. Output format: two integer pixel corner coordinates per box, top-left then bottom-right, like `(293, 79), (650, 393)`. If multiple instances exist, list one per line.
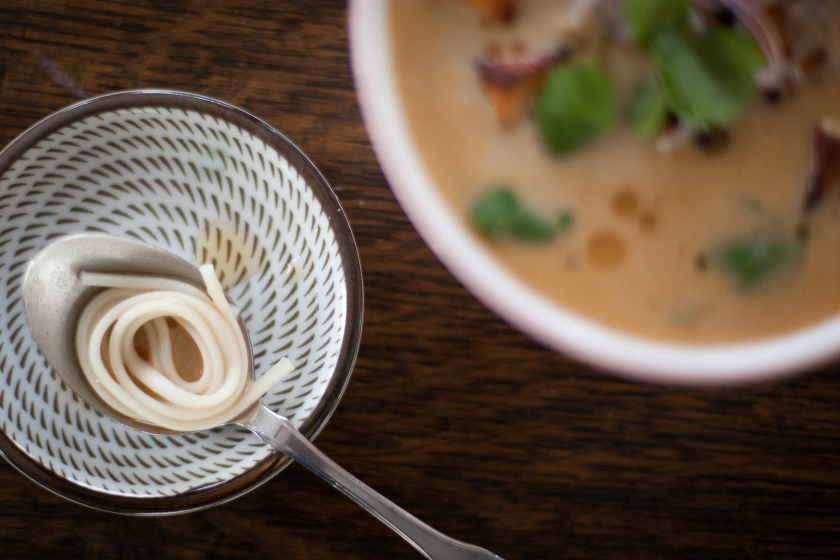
(75, 264), (293, 432)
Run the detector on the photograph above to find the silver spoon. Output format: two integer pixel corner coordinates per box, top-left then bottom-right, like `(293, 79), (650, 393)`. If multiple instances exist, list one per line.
(22, 233), (503, 560)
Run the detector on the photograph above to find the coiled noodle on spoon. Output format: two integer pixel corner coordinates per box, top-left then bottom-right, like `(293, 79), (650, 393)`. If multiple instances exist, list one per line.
(75, 264), (293, 432)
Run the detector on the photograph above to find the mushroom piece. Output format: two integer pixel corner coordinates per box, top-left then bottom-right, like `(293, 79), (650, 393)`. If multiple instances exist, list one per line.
(804, 119), (840, 211)
(477, 45), (572, 129)
(460, 0), (518, 24)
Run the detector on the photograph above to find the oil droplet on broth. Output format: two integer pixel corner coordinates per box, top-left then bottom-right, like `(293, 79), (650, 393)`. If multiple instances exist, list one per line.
(587, 231), (626, 269)
(612, 187), (639, 219)
(194, 221), (264, 291)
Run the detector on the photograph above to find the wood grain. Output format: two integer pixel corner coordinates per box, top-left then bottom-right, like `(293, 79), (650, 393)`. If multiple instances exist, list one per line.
(1, 1), (840, 559)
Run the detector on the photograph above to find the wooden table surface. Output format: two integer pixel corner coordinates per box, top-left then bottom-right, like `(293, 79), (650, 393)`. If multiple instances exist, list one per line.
(2, 1), (840, 559)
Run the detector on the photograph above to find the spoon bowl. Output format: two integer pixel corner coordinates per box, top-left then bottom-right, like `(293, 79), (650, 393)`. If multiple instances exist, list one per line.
(23, 233), (504, 560)
(24, 234), (214, 434)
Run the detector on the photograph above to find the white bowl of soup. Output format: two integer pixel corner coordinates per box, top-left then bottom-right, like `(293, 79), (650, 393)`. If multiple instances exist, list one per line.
(350, 0), (840, 384)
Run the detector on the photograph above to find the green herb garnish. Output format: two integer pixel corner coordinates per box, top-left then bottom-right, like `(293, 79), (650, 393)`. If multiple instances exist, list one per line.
(471, 188), (573, 242)
(718, 235), (795, 289)
(624, 0), (690, 47)
(536, 62), (615, 155)
(622, 0), (765, 137)
(652, 28), (764, 131)
(535, 0), (764, 151)
(627, 72), (670, 139)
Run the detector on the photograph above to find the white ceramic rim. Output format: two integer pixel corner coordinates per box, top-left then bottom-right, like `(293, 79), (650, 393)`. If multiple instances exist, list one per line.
(348, 0), (840, 385)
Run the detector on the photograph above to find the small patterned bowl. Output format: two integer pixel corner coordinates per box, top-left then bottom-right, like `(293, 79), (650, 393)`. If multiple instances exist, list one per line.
(0, 90), (364, 514)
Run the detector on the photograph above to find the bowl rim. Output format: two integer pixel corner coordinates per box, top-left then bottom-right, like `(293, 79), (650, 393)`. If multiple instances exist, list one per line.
(348, 0), (840, 385)
(0, 89), (365, 514)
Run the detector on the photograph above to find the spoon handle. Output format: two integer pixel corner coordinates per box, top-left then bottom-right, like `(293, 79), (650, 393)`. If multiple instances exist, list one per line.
(244, 405), (503, 560)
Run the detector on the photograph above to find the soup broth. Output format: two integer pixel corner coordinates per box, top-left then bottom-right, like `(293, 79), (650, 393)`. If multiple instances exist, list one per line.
(390, 0), (840, 344)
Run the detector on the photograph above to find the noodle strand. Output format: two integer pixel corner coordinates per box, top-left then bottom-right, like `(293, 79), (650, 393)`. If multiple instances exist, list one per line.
(75, 265), (293, 432)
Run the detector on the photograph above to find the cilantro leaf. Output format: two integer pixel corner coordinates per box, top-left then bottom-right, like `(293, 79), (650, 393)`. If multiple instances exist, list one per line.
(471, 188), (569, 242)
(627, 72), (671, 139)
(651, 28), (764, 131)
(718, 234), (794, 289)
(536, 62), (615, 155)
(624, 0), (690, 47)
